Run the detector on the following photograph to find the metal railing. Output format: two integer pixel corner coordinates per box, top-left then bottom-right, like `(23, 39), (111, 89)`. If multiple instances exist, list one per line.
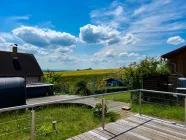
(0, 90), (136, 140)
(139, 89), (186, 126)
(0, 89), (185, 140)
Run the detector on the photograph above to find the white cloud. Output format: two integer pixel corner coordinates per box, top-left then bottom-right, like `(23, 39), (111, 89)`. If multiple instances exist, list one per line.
(167, 36), (185, 45)
(9, 15), (31, 20)
(79, 24), (121, 45)
(90, 57), (108, 63)
(90, 1), (128, 29)
(19, 44), (49, 56)
(128, 52), (139, 57)
(0, 33), (15, 40)
(119, 52), (128, 57)
(119, 52), (139, 57)
(48, 54), (79, 64)
(114, 6), (123, 16)
(133, 0), (171, 16)
(104, 49), (116, 57)
(90, 0), (186, 48)
(55, 47), (73, 54)
(90, 3), (124, 18)
(122, 33), (139, 45)
(79, 24), (139, 46)
(0, 37), (5, 43)
(133, 6), (145, 16)
(12, 26), (77, 47)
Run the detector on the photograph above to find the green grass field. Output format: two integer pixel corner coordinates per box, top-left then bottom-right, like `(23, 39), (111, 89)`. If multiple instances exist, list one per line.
(131, 103), (185, 122)
(99, 92), (131, 103)
(0, 105), (119, 140)
(101, 92), (185, 123)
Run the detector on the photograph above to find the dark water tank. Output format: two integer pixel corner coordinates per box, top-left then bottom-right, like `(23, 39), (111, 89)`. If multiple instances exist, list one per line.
(0, 77), (26, 109)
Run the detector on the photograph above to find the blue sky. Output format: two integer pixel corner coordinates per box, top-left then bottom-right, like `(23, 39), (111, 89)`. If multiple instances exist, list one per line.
(0, 0), (186, 70)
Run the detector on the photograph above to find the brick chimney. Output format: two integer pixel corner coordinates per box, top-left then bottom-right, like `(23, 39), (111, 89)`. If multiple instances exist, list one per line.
(12, 45), (18, 56)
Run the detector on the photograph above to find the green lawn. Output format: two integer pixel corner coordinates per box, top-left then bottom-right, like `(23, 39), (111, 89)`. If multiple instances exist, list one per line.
(131, 103), (185, 122)
(0, 105), (118, 140)
(101, 92), (185, 123)
(100, 92), (131, 103)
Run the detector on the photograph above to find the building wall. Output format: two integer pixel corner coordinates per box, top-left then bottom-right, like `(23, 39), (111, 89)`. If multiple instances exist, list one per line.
(106, 80), (120, 87)
(169, 51), (186, 77)
(25, 76), (40, 83)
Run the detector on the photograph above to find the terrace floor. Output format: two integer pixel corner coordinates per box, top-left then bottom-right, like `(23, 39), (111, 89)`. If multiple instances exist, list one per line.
(68, 115), (186, 140)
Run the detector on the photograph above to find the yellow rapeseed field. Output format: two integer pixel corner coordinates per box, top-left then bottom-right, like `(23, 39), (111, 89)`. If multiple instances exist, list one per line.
(55, 69), (122, 77)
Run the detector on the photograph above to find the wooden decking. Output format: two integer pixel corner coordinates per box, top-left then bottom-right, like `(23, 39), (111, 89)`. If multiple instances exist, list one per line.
(68, 115), (186, 140)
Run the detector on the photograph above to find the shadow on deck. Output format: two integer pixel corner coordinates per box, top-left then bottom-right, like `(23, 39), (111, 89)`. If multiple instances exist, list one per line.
(68, 115), (186, 140)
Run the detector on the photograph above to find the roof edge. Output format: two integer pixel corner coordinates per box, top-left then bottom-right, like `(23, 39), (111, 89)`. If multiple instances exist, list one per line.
(161, 45), (186, 58)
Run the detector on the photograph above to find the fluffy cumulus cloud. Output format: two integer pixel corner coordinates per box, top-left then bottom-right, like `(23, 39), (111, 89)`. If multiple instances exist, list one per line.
(79, 24), (139, 46)
(122, 33), (139, 45)
(167, 36), (185, 45)
(79, 24), (121, 45)
(19, 44), (49, 55)
(12, 26), (77, 47)
(104, 49), (116, 57)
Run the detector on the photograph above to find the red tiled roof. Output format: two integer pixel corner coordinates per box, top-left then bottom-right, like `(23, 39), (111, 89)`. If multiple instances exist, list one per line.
(161, 45), (186, 58)
(0, 51), (43, 77)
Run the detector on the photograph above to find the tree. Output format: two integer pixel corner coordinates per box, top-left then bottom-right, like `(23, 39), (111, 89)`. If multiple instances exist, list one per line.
(123, 56), (170, 89)
(75, 81), (91, 95)
(41, 70), (64, 93)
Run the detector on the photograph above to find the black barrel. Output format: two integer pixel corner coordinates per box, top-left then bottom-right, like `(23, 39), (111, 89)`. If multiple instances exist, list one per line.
(0, 77), (26, 108)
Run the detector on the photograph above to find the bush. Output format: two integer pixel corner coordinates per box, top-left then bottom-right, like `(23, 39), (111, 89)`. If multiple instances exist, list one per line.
(106, 111), (120, 122)
(92, 103), (107, 118)
(123, 56), (170, 89)
(75, 81), (91, 96)
(92, 103), (120, 122)
(41, 70), (65, 93)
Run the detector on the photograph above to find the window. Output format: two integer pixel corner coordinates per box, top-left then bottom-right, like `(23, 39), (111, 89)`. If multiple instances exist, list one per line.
(12, 57), (22, 70)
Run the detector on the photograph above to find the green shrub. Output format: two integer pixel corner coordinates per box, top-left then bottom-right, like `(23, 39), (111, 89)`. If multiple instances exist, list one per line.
(41, 70), (71, 94)
(92, 103), (107, 118)
(106, 111), (120, 122)
(75, 81), (91, 96)
(123, 56), (170, 90)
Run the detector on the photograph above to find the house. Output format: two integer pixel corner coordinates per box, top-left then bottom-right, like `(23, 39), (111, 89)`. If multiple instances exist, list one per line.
(0, 46), (53, 98)
(161, 45), (186, 77)
(0, 46), (43, 83)
(105, 78), (125, 87)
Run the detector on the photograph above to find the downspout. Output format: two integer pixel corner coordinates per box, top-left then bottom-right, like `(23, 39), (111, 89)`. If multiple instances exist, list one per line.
(170, 62), (184, 77)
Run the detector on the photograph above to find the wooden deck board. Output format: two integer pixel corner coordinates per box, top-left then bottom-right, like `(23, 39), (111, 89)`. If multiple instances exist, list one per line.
(69, 115), (186, 140)
(126, 116), (186, 139)
(118, 120), (183, 140)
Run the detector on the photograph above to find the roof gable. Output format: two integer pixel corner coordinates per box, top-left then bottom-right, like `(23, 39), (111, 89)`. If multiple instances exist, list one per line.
(0, 51), (43, 77)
